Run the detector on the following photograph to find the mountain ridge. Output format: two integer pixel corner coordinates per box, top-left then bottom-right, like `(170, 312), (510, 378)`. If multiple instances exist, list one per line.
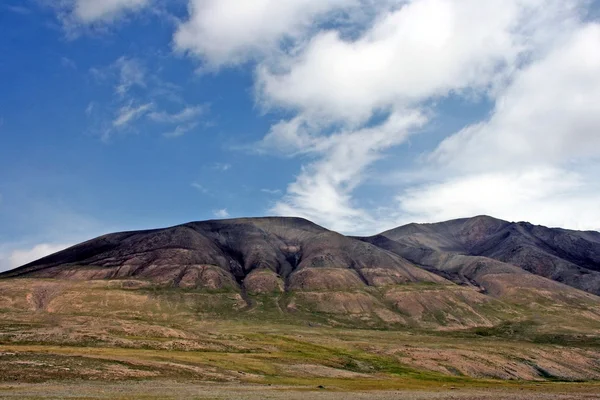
(365, 215), (600, 295)
(1, 216), (446, 293)
(3, 215), (600, 296)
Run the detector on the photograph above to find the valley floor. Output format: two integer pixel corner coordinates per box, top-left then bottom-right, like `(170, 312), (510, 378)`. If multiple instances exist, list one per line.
(1, 381), (600, 400)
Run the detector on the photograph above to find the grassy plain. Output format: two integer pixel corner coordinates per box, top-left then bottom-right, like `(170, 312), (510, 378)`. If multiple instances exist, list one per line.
(0, 279), (599, 399)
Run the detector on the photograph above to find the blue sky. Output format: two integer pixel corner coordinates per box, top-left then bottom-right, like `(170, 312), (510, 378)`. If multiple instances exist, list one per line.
(1, 0), (600, 270)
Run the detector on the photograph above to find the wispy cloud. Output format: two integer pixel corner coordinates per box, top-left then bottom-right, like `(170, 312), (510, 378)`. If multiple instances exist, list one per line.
(4, 4), (31, 15)
(114, 57), (146, 96)
(191, 182), (208, 193)
(163, 122), (198, 138)
(113, 102), (153, 128)
(211, 163), (231, 172)
(261, 188), (281, 195)
(90, 56), (210, 141)
(85, 102), (95, 116)
(61, 56), (77, 69)
(149, 105), (207, 124)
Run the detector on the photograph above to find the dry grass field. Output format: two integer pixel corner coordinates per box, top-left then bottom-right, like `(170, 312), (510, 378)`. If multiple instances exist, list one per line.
(0, 279), (599, 399)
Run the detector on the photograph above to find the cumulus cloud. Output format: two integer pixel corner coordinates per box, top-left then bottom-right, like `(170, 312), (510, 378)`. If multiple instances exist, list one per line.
(390, 22), (600, 230)
(257, 0), (577, 126)
(244, 0), (592, 232)
(430, 24), (600, 171)
(173, 0), (360, 68)
(63, 0), (600, 233)
(167, 0), (600, 233)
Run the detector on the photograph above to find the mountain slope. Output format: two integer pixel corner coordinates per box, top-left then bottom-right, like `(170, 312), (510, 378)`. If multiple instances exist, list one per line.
(0, 217), (446, 292)
(368, 215), (600, 295)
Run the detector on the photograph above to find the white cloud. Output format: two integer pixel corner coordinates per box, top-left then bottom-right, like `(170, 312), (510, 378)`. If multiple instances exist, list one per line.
(389, 22), (600, 231)
(271, 111), (426, 233)
(213, 209), (230, 218)
(396, 167), (600, 231)
(113, 102), (153, 127)
(257, 0), (577, 126)
(0, 243), (72, 273)
(149, 105), (207, 124)
(173, 0), (359, 68)
(430, 24), (600, 171)
(63, 0), (151, 24)
(52, 0), (600, 233)
(247, 0), (589, 233)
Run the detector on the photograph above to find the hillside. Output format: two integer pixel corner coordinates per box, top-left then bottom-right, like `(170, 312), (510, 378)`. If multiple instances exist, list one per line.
(363, 215), (600, 295)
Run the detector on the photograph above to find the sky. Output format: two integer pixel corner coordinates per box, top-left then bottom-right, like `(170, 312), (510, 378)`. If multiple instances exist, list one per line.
(1, 0), (600, 271)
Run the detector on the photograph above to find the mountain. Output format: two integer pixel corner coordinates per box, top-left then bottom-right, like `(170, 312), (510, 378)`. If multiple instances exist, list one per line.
(0, 217), (445, 292)
(2, 216), (600, 332)
(360, 215), (600, 296)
